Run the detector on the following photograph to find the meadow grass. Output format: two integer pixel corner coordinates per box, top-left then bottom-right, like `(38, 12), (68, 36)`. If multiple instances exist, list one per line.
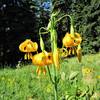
(0, 53), (100, 100)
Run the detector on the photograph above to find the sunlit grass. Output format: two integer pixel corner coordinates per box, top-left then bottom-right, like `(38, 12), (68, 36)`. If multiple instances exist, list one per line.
(0, 53), (100, 100)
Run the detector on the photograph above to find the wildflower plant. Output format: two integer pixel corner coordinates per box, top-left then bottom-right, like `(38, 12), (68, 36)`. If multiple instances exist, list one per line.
(19, 9), (83, 100)
(19, 11), (82, 100)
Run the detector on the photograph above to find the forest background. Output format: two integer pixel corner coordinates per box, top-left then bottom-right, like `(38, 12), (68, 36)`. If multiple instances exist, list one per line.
(0, 0), (100, 67)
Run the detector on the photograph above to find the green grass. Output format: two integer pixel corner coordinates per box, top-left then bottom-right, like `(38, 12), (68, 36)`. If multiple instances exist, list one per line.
(0, 53), (100, 100)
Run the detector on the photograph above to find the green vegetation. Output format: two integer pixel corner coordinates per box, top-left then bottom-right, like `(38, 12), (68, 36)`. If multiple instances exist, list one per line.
(0, 0), (100, 99)
(0, 53), (100, 100)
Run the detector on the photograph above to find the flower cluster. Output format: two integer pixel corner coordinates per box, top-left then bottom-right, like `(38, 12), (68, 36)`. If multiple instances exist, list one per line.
(19, 39), (53, 75)
(19, 14), (82, 76)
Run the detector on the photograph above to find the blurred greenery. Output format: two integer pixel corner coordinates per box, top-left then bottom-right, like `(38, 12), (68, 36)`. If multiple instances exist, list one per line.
(0, 0), (100, 66)
(0, 53), (100, 100)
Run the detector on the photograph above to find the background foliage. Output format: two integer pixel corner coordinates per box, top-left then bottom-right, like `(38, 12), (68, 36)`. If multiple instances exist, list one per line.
(0, 0), (100, 66)
(53, 0), (100, 54)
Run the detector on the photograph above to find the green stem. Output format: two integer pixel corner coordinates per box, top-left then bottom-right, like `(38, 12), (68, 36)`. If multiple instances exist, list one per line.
(56, 14), (68, 23)
(54, 81), (58, 100)
(49, 11), (60, 100)
(67, 15), (74, 35)
(39, 27), (49, 35)
(39, 27), (47, 31)
(47, 65), (58, 100)
(56, 14), (73, 23)
(50, 29), (58, 100)
(56, 14), (74, 35)
(53, 65), (58, 100)
(47, 66), (54, 84)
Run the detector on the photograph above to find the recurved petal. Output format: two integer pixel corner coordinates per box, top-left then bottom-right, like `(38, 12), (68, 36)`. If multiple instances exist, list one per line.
(19, 39), (38, 52)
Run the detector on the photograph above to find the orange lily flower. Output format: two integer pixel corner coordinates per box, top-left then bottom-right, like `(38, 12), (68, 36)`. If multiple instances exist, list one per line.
(62, 33), (82, 48)
(62, 33), (75, 47)
(32, 52), (46, 66)
(62, 32), (82, 62)
(32, 51), (53, 66)
(19, 39), (38, 59)
(32, 51), (53, 75)
(19, 39), (38, 52)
